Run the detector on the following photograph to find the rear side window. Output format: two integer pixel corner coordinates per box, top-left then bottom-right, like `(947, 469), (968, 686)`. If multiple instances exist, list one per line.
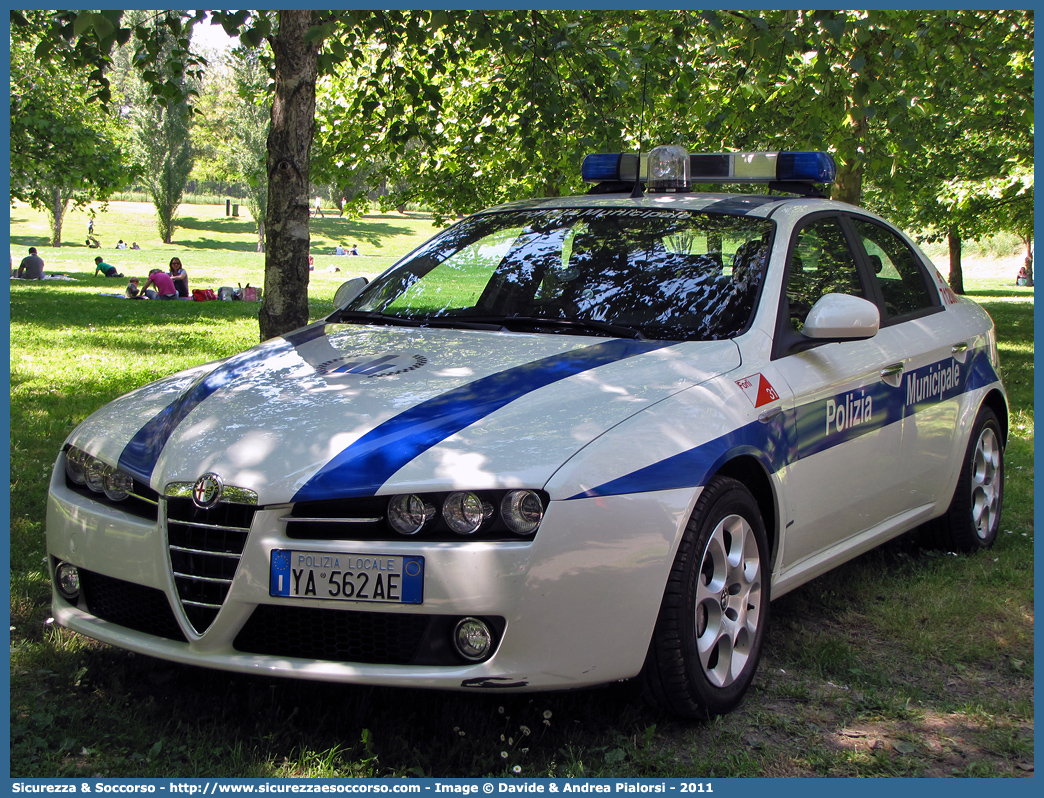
(851, 218), (936, 320)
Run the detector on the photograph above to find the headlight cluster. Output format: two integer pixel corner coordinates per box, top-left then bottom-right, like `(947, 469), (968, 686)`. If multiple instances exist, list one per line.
(388, 489), (545, 538)
(388, 489), (544, 537)
(64, 446), (136, 502)
(285, 489), (549, 542)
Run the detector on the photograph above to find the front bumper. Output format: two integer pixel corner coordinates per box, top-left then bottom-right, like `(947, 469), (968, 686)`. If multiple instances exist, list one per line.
(45, 460), (695, 691)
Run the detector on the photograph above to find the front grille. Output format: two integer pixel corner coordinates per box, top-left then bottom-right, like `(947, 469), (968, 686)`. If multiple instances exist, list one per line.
(165, 498), (255, 634)
(233, 605), (485, 665)
(78, 568), (187, 642)
(284, 497), (387, 540)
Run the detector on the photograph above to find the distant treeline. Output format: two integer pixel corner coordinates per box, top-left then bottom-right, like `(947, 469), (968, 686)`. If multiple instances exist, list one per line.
(111, 180), (251, 205)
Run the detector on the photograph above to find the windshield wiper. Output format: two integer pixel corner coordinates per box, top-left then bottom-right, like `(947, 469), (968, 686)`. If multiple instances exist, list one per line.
(336, 310), (645, 339)
(334, 310), (506, 332)
(467, 315), (646, 340)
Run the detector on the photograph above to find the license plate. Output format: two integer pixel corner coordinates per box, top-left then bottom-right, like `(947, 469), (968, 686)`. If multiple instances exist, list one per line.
(270, 549), (423, 604)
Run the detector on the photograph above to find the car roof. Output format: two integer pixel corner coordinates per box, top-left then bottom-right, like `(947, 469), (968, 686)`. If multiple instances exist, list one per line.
(475, 191), (871, 221)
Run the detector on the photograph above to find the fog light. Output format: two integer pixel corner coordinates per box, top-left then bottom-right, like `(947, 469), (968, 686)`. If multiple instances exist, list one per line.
(453, 617), (494, 661)
(387, 494), (434, 535)
(501, 490), (544, 535)
(443, 492), (486, 535)
(55, 562), (80, 601)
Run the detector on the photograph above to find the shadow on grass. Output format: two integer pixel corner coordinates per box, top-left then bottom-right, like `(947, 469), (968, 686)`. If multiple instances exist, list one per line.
(10, 285), (256, 327)
(10, 213), (433, 254)
(162, 216), (262, 251)
(175, 237), (262, 253)
(9, 234), (49, 249)
(7, 237), (122, 251)
(301, 217), (419, 248)
(361, 210), (435, 221)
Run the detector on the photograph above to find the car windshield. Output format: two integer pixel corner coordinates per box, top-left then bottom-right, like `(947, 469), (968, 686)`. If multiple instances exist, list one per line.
(340, 208), (773, 341)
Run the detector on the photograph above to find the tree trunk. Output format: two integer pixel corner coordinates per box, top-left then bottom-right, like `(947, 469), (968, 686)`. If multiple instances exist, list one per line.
(259, 11), (317, 341)
(948, 228), (964, 295)
(831, 121), (866, 206)
(48, 187), (68, 247)
(831, 158), (863, 205)
(257, 220), (265, 253)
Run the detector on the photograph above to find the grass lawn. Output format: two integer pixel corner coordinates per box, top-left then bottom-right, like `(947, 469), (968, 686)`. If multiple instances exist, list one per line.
(7, 201), (1035, 778)
(9, 200), (443, 310)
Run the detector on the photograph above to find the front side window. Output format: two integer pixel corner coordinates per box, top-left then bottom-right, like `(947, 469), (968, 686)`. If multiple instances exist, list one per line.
(783, 217), (864, 333)
(344, 209), (774, 341)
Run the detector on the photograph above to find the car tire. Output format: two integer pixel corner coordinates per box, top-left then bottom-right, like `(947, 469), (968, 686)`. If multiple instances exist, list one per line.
(929, 406), (1004, 552)
(642, 476), (769, 718)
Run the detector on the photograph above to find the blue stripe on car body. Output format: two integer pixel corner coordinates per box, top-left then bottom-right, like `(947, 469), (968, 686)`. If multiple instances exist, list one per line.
(118, 330), (674, 495)
(571, 349), (1000, 500)
(118, 324), (329, 483)
(291, 338), (676, 501)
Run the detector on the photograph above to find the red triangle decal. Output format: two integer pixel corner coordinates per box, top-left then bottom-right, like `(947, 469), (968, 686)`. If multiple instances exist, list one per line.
(755, 376), (779, 407)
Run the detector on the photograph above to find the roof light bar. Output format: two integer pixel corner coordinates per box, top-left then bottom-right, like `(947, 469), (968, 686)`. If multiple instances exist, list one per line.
(582, 149), (837, 186)
(690, 151), (837, 184)
(581, 153), (642, 184)
(647, 145), (691, 193)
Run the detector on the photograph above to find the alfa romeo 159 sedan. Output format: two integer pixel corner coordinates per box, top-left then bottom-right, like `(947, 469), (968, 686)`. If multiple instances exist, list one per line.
(46, 146), (1005, 717)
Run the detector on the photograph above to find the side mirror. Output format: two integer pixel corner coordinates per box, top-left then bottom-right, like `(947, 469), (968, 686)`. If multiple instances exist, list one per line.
(333, 276), (369, 309)
(803, 293), (880, 340)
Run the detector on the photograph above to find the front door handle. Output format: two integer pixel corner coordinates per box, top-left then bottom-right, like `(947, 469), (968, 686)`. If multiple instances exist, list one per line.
(758, 406), (782, 423)
(880, 363), (904, 387)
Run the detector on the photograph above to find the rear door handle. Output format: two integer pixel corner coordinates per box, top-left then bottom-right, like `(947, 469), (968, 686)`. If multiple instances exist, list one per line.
(951, 342), (969, 362)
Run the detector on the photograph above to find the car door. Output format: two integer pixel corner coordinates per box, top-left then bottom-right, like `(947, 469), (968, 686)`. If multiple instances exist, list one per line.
(846, 215), (965, 509)
(769, 214), (908, 572)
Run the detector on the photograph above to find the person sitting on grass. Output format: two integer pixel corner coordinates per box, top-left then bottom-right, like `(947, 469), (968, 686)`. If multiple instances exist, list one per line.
(16, 247), (45, 280)
(141, 268), (178, 300)
(94, 257), (123, 278)
(168, 257), (189, 298)
(126, 277), (143, 298)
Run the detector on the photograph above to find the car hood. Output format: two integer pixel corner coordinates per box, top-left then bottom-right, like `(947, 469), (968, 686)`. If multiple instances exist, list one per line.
(68, 322), (741, 503)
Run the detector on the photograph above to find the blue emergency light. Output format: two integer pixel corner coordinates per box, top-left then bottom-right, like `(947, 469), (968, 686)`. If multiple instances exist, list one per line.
(581, 146), (837, 191)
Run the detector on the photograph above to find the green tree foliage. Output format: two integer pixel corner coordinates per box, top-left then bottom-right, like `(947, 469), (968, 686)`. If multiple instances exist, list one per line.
(121, 14), (196, 244)
(847, 11), (1034, 290)
(312, 11), (670, 222)
(228, 47), (272, 252)
(23, 9), (1033, 331)
(190, 44), (273, 250)
(186, 50), (239, 187)
(132, 100), (195, 244)
(10, 12), (132, 246)
(691, 10), (1033, 291)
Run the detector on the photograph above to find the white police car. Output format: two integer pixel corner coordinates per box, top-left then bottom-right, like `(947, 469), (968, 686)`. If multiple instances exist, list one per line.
(46, 146), (1006, 717)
